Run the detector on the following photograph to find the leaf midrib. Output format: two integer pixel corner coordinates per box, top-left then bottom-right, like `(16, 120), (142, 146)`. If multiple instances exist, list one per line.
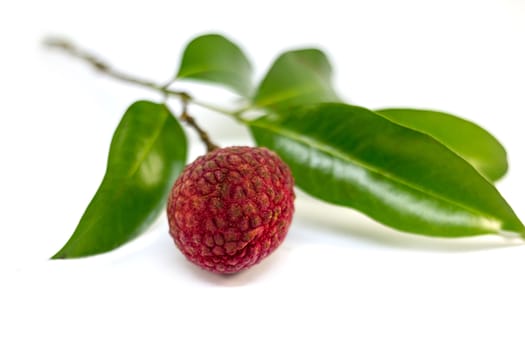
(127, 109), (170, 180)
(255, 81), (335, 107)
(253, 52), (335, 107)
(289, 53), (332, 83)
(178, 66), (250, 79)
(67, 111), (171, 251)
(252, 120), (501, 223)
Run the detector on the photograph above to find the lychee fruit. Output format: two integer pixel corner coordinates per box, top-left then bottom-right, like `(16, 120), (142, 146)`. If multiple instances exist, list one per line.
(167, 146), (295, 274)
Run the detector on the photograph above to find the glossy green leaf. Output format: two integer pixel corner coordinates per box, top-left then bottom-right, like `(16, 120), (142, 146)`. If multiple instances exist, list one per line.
(176, 33), (253, 96)
(252, 49), (340, 111)
(52, 101), (187, 259)
(377, 108), (508, 182)
(250, 103), (524, 237)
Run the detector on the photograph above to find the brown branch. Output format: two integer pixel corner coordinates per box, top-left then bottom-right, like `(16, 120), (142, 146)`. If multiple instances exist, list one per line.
(180, 101), (219, 152)
(44, 36), (220, 152)
(43, 37), (189, 99)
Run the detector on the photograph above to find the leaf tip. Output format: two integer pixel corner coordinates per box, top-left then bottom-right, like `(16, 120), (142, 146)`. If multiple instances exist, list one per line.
(502, 220), (525, 238)
(50, 251), (66, 260)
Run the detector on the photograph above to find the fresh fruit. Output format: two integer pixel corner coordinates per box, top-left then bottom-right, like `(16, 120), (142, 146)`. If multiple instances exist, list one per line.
(167, 146), (295, 273)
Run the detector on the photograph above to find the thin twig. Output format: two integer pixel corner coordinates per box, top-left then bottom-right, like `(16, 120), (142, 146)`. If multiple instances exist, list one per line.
(44, 36), (225, 151)
(43, 37), (186, 96)
(190, 98), (249, 124)
(180, 101), (219, 152)
(43, 37), (240, 119)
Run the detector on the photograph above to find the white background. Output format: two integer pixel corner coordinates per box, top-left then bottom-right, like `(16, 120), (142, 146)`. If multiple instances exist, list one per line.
(1, 0), (525, 349)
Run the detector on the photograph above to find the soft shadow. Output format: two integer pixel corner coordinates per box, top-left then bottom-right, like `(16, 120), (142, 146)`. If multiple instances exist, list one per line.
(294, 196), (524, 253)
(182, 249), (289, 287)
(153, 231), (289, 287)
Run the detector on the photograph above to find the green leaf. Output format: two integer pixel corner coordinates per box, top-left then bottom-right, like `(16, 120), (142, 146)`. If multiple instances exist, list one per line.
(249, 103), (524, 237)
(52, 101), (187, 259)
(377, 108), (508, 182)
(176, 33), (253, 97)
(252, 49), (340, 111)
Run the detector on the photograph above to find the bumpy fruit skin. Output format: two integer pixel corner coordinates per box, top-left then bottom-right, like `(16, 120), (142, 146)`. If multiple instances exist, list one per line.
(167, 146), (295, 274)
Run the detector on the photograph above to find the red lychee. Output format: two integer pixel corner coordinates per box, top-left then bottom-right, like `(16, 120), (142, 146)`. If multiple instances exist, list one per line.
(167, 146), (295, 274)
